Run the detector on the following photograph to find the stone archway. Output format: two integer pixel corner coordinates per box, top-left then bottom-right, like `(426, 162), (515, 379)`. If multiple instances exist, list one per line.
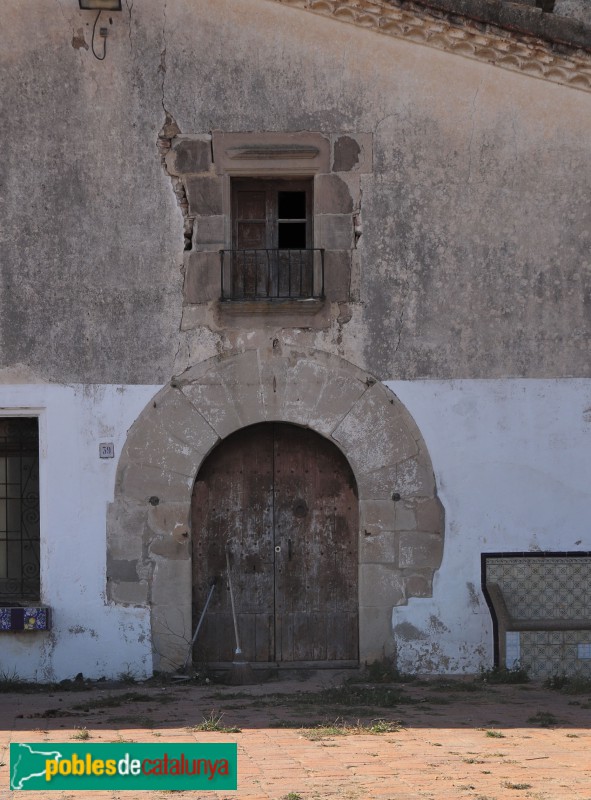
(107, 349), (444, 672)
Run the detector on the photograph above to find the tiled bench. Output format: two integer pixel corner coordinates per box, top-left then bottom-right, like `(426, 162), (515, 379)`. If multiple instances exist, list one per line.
(482, 553), (591, 679)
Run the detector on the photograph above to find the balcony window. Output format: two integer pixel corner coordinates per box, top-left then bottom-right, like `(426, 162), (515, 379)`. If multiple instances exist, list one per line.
(222, 178), (323, 300)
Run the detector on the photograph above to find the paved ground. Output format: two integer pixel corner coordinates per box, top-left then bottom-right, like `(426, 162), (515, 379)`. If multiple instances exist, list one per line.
(0, 671), (590, 800)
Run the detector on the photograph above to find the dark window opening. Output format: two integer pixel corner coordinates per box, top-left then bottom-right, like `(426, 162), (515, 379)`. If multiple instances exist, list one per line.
(278, 191), (306, 220)
(0, 418), (40, 603)
(278, 191), (307, 249)
(278, 222), (306, 249)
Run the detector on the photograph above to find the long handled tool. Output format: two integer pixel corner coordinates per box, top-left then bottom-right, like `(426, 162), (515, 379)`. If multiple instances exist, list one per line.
(225, 546), (256, 685)
(182, 576), (217, 672)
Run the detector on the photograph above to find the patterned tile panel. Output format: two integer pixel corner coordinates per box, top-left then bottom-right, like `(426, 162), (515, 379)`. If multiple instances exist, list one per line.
(486, 555), (591, 678)
(0, 606), (51, 631)
(486, 557), (591, 620)
(518, 630), (591, 679)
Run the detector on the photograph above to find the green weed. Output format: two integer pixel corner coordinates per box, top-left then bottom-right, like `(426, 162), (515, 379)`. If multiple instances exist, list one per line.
(118, 669), (137, 685)
(190, 710), (241, 733)
(365, 718), (402, 734)
(479, 666), (529, 684)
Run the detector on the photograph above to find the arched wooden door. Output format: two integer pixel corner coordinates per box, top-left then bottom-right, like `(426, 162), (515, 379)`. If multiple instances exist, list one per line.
(191, 423), (359, 666)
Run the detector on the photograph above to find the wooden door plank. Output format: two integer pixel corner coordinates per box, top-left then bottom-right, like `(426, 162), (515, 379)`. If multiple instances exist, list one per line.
(192, 424), (275, 663)
(273, 424), (359, 663)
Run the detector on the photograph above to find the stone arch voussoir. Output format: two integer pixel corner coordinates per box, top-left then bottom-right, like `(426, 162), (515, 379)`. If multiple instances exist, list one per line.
(107, 349), (443, 671)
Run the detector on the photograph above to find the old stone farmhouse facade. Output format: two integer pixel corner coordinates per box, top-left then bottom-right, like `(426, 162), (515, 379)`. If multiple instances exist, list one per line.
(1, 0), (590, 681)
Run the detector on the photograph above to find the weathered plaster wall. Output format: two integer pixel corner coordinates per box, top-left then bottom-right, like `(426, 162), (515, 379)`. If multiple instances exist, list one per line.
(0, 384), (156, 681)
(387, 378), (591, 673)
(0, 3), (182, 385)
(555, 0), (591, 26)
(1, 0), (590, 384)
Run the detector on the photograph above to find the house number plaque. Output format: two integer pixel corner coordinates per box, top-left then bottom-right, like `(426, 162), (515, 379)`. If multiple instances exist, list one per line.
(99, 442), (115, 459)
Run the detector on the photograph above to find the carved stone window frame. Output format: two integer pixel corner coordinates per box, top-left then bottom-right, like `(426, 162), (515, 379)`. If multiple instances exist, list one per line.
(165, 130), (373, 327)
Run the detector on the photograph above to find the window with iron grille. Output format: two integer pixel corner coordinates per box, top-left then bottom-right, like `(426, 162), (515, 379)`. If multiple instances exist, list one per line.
(222, 178), (324, 300)
(0, 418), (40, 602)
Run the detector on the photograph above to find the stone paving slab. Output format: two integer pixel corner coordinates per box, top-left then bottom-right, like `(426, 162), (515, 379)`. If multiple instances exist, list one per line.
(0, 674), (590, 799)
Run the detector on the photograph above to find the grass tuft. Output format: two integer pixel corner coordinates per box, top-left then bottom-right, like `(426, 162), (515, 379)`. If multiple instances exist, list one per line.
(0, 670), (24, 693)
(479, 666), (529, 684)
(190, 710), (241, 733)
(527, 711), (560, 727)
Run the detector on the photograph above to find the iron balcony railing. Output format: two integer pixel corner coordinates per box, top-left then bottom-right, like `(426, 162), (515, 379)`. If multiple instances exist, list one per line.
(220, 248), (325, 301)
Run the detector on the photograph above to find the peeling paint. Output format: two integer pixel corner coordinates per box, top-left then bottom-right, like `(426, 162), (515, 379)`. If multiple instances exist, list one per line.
(466, 582), (481, 611)
(71, 28), (88, 50)
(393, 621), (428, 641)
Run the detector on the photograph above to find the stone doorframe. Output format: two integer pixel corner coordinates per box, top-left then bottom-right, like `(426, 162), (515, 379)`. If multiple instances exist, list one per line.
(106, 349), (444, 672)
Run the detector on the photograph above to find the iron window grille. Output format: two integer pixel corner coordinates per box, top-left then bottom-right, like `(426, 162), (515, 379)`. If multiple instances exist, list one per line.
(0, 418), (40, 603)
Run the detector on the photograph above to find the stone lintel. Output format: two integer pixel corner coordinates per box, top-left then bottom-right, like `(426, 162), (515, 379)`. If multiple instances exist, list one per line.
(212, 131), (331, 175)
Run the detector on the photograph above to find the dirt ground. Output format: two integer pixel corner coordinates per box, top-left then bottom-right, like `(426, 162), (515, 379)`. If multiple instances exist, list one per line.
(1, 670), (590, 800)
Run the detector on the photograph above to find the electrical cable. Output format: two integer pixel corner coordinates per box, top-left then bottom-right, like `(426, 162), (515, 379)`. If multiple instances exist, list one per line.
(91, 10), (106, 61)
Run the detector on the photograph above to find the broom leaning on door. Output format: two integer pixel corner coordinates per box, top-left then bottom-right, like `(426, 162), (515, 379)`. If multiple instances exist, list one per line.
(225, 545), (256, 685)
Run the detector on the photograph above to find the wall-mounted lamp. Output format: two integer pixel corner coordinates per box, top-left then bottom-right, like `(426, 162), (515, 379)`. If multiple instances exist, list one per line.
(79, 0), (122, 61)
(79, 1), (122, 9)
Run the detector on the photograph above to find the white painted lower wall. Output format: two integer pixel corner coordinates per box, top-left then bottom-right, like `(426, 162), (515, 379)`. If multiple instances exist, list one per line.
(0, 383), (161, 682)
(0, 378), (589, 680)
(387, 379), (591, 673)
